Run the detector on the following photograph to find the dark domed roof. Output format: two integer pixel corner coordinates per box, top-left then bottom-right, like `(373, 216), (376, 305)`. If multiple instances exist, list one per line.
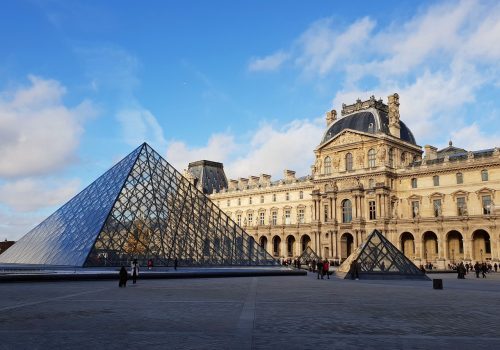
(320, 109), (417, 145)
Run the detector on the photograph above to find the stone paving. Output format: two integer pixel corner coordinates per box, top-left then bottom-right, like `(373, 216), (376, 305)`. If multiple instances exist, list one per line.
(0, 271), (499, 349)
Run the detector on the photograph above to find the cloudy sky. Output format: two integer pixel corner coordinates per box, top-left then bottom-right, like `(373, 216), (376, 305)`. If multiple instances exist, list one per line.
(1, 0), (499, 240)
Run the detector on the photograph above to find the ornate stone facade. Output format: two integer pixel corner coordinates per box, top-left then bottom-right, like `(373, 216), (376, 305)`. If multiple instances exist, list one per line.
(207, 94), (500, 269)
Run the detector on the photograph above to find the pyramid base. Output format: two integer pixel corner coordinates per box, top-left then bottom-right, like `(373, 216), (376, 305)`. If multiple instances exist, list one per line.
(337, 271), (430, 281)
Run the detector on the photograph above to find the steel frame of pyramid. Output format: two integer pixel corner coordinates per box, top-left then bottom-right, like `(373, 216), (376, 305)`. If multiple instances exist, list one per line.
(298, 246), (321, 263)
(337, 230), (429, 280)
(0, 143), (278, 268)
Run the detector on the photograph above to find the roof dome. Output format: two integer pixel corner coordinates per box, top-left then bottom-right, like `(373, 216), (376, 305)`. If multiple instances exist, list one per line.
(320, 108), (417, 145)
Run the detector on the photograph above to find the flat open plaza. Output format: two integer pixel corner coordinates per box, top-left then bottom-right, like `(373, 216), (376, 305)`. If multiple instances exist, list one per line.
(1, 272), (499, 349)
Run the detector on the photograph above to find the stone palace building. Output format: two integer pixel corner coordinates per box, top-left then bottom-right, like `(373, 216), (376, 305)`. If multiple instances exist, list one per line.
(188, 94), (499, 269)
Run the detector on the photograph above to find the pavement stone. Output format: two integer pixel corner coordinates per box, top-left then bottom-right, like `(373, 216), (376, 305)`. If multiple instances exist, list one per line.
(0, 271), (499, 349)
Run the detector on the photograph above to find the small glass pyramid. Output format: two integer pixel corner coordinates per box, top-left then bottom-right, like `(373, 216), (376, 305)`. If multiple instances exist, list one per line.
(298, 246), (321, 263)
(337, 230), (429, 280)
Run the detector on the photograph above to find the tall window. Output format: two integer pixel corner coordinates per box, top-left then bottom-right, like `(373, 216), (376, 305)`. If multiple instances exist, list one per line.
(457, 197), (467, 216)
(368, 149), (376, 168)
(227, 200), (230, 207)
(249, 197), (252, 204)
(237, 214), (242, 226)
(324, 156), (332, 174)
(342, 199), (352, 223)
(345, 153), (353, 171)
(298, 208), (305, 223)
(456, 172), (463, 184)
(247, 213), (253, 226)
(260, 195), (264, 204)
(271, 211), (277, 225)
(482, 195), (492, 215)
(481, 169), (488, 181)
(324, 205), (329, 222)
(369, 179), (375, 189)
(400, 152), (406, 166)
(411, 201), (419, 218)
(369, 200), (376, 220)
(411, 178), (417, 188)
(259, 212), (265, 225)
(272, 194), (276, 202)
(433, 175), (440, 186)
(433, 199), (442, 217)
(388, 148), (394, 167)
(238, 198), (241, 206)
(286, 192), (290, 201)
(284, 210), (291, 225)
(299, 191), (303, 199)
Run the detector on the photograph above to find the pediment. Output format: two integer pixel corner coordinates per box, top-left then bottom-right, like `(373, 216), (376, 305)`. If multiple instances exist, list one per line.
(316, 129), (376, 151)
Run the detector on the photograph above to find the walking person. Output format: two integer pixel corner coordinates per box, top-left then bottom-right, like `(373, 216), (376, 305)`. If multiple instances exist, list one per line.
(317, 260), (324, 279)
(350, 259), (360, 280)
(494, 263), (498, 272)
(174, 257), (178, 271)
(131, 258), (139, 284)
(481, 263), (487, 278)
(323, 260), (330, 279)
(118, 266), (128, 288)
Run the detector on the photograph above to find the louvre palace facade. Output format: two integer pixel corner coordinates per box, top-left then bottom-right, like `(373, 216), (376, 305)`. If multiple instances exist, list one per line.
(192, 94), (500, 269)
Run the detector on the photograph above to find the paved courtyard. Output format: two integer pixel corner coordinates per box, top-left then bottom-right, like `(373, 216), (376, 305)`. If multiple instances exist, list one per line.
(0, 271), (499, 349)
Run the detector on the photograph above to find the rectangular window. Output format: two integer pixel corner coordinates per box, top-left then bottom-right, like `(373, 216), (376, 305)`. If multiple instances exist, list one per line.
(249, 197), (252, 205)
(456, 173), (463, 184)
(298, 208), (305, 223)
(247, 213), (253, 226)
(369, 201), (376, 220)
(285, 210), (291, 225)
(237, 214), (241, 226)
(482, 195), (492, 215)
(457, 197), (467, 216)
(238, 198), (241, 206)
(259, 212), (265, 225)
(411, 201), (419, 218)
(433, 199), (442, 217)
(272, 194), (276, 202)
(299, 191), (303, 199)
(227, 200), (230, 207)
(271, 211), (277, 225)
(286, 192), (290, 201)
(411, 178), (417, 188)
(433, 175), (439, 186)
(324, 205), (329, 222)
(481, 169), (488, 181)
(260, 195), (264, 204)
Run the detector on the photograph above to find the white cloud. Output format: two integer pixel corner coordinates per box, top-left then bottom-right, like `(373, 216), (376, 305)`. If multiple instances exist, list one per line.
(165, 119), (324, 180)
(450, 124), (500, 150)
(0, 75), (96, 178)
(0, 209), (44, 241)
(248, 51), (289, 72)
(0, 178), (80, 212)
(116, 107), (167, 149)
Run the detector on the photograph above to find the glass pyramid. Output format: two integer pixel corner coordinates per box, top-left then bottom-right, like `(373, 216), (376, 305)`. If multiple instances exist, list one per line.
(298, 246), (321, 263)
(0, 143), (277, 268)
(337, 230), (429, 280)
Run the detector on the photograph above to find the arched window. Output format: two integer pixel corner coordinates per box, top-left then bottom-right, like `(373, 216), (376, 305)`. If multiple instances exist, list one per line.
(388, 148), (394, 167)
(342, 199), (352, 223)
(368, 149), (376, 168)
(345, 153), (353, 171)
(401, 152), (406, 166)
(324, 156), (332, 174)
(481, 169), (488, 181)
(456, 172), (463, 184)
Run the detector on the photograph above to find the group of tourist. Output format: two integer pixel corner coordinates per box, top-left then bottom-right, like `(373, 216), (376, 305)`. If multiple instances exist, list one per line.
(118, 258), (140, 288)
(312, 259), (331, 279)
(455, 261), (497, 279)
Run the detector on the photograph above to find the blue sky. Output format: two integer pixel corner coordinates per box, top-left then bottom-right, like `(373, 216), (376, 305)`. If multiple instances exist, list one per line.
(1, 0), (499, 240)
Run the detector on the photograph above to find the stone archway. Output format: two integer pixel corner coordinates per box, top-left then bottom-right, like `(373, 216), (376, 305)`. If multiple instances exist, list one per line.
(301, 234), (311, 252)
(340, 232), (354, 260)
(422, 231), (438, 262)
(259, 236), (268, 251)
(272, 236), (281, 257)
(286, 235), (296, 257)
(446, 230), (463, 263)
(400, 232), (415, 258)
(472, 229), (491, 262)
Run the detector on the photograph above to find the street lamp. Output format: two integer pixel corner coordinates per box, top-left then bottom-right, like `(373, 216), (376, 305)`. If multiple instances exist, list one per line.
(480, 249), (483, 263)
(452, 249), (455, 264)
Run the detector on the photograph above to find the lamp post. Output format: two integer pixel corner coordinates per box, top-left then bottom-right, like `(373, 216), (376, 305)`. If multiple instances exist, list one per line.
(452, 249), (455, 264)
(480, 249), (483, 263)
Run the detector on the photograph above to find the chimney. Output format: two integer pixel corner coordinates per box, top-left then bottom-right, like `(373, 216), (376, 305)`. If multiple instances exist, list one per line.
(238, 178), (249, 188)
(424, 145), (438, 160)
(326, 109), (337, 126)
(259, 174), (271, 185)
(388, 93), (401, 138)
(228, 179), (239, 190)
(283, 170), (296, 181)
(248, 176), (260, 186)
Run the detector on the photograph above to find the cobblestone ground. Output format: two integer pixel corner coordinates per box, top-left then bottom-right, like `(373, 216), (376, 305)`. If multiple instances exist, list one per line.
(0, 272), (499, 349)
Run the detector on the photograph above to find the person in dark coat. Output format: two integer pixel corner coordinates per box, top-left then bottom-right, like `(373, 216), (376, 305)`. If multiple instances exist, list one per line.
(317, 260), (324, 279)
(474, 262), (480, 278)
(119, 266), (128, 287)
(131, 259), (139, 284)
(350, 259), (360, 280)
(174, 257), (178, 271)
(323, 260), (330, 279)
